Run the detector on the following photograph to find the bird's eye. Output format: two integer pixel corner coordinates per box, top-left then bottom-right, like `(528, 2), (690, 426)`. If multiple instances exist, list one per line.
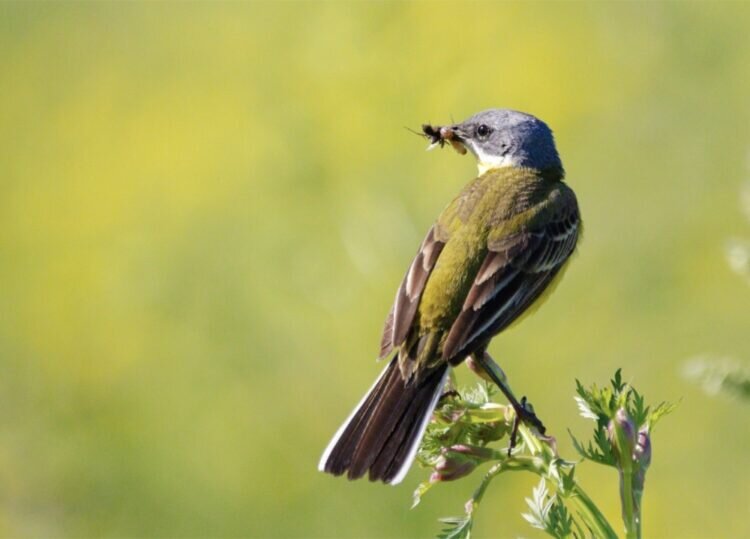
(476, 124), (491, 139)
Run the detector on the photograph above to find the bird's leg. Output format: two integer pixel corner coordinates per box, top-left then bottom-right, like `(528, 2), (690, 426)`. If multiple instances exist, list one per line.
(439, 368), (460, 403)
(508, 397), (524, 456)
(472, 351), (546, 449)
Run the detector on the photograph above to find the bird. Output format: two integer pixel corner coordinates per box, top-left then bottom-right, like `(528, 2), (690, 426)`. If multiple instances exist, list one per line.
(318, 109), (581, 485)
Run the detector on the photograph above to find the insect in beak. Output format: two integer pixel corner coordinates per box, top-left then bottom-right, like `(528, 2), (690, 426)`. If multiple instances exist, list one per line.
(421, 124), (468, 155)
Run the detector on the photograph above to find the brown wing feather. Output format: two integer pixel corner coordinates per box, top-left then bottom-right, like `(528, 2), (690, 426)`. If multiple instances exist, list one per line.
(379, 226), (445, 358)
(442, 206), (580, 361)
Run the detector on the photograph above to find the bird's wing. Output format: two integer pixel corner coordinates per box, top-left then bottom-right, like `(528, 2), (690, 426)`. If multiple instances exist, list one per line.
(442, 195), (580, 361)
(379, 225), (446, 358)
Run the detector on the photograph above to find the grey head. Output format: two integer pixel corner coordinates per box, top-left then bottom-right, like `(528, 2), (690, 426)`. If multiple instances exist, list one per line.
(433, 109), (562, 174)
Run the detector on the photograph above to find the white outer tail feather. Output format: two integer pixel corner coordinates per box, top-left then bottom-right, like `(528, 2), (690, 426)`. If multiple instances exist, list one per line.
(317, 361), (393, 473)
(388, 367), (449, 485)
(318, 363), (451, 485)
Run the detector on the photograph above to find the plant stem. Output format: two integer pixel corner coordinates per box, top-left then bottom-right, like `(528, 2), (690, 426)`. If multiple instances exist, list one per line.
(470, 462), (506, 510)
(611, 410), (640, 539)
(568, 482), (618, 539)
(498, 455), (618, 538)
(619, 468), (640, 539)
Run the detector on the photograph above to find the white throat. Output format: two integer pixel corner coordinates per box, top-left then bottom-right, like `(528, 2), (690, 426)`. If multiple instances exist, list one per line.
(467, 140), (519, 175)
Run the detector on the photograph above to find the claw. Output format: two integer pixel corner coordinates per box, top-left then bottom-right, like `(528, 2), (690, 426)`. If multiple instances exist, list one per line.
(516, 397), (546, 435)
(507, 396), (547, 456)
(439, 389), (461, 403)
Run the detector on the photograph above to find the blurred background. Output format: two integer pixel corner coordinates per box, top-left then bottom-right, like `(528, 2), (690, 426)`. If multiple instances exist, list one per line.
(1, 2), (749, 537)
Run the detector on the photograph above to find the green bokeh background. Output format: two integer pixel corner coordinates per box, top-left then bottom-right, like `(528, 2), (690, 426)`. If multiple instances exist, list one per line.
(1, 2), (749, 537)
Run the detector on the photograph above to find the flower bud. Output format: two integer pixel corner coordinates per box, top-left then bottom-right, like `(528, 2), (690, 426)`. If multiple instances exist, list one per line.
(633, 428), (651, 499)
(430, 456), (476, 482)
(429, 445), (490, 482)
(634, 428), (651, 470)
(607, 408), (636, 466)
(444, 444), (495, 459)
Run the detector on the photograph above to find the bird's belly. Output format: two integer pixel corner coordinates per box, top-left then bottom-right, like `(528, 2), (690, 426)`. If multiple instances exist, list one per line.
(417, 228), (486, 331)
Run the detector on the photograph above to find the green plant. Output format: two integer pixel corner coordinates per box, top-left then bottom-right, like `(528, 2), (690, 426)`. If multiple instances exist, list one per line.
(413, 371), (676, 539)
(683, 356), (750, 402)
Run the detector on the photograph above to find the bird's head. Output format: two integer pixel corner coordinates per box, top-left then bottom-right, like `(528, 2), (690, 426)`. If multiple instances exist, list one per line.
(423, 109), (562, 176)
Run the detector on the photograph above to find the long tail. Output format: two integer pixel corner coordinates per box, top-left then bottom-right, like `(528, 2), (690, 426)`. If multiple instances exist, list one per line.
(318, 358), (449, 485)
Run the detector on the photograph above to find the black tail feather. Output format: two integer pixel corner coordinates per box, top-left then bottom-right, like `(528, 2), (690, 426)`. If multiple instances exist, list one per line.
(319, 358), (448, 484)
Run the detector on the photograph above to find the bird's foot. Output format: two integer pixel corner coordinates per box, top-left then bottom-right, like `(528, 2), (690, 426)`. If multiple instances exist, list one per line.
(438, 389), (461, 403)
(507, 396), (546, 456)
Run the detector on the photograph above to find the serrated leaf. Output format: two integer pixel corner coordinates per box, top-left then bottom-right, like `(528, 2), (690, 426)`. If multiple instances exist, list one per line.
(574, 379), (588, 401)
(546, 457), (571, 488)
(437, 516), (473, 539)
(630, 389), (649, 427)
(574, 396), (599, 421)
(533, 478), (548, 508)
(568, 429), (614, 467)
(559, 466), (576, 494)
(648, 400), (679, 429)
(568, 431), (588, 458)
(523, 479), (549, 530)
(591, 427), (616, 466)
(523, 478), (576, 539)
(522, 510), (544, 529)
(611, 369), (624, 392)
(548, 499), (575, 538)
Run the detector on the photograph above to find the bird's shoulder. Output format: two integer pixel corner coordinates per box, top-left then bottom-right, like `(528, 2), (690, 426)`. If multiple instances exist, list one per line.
(496, 179), (577, 233)
(435, 167), (577, 242)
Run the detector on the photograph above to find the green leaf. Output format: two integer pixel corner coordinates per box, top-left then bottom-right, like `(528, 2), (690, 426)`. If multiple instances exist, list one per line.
(522, 479), (551, 531)
(522, 478), (576, 539)
(548, 498), (575, 538)
(559, 467), (577, 495)
(630, 389), (649, 427)
(648, 400), (680, 429)
(611, 369), (624, 393)
(437, 516), (473, 539)
(574, 396), (599, 421)
(568, 428), (615, 467)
